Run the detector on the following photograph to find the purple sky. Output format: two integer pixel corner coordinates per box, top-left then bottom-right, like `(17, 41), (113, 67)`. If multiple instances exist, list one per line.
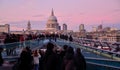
(0, 0), (120, 31)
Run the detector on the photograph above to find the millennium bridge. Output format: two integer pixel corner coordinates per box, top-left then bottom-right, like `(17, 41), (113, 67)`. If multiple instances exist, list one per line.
(0, 38), (120, 70)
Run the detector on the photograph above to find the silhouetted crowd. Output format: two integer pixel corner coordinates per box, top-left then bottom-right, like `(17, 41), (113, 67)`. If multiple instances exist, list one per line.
(4, 34), (73, 44)
(0, 47), (3, 66)
(12, 42), (86, 70)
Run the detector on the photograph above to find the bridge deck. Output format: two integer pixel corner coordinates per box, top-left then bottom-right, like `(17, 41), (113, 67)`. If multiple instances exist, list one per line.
(1, 39), (120, 70)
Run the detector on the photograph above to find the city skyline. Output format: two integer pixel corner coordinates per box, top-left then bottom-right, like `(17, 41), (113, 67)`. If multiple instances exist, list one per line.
(0, 0), (120, 31)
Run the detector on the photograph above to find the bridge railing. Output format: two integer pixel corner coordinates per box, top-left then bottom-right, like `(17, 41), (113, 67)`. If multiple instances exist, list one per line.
(85, 57), (120, 68)
(46, 39), (120, 69)
(0, 38), (45, 57)
(56, 39), (120, 60)
(80, 44), (120, 60)
(87, 62), (120, 70)
(86, 56), (120, 70)
(70, 40), (120, 60)
(55, 39), (120, 69)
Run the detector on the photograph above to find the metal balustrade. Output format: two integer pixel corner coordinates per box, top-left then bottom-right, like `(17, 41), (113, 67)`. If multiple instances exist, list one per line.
(78, 44), (120, 60)
(85, 57), (120, 68)
(1, 38), (45, 57)
(61, 39), (120, 60)
(49, 39), (120, 61)
(86, 62), (120, 70)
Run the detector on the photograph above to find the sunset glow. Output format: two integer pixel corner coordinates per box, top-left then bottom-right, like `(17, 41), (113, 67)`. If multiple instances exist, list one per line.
(0, 0), (120, 31)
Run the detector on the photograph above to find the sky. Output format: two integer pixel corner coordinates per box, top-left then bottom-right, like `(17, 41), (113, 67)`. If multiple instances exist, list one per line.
(0, 0), (120, 31)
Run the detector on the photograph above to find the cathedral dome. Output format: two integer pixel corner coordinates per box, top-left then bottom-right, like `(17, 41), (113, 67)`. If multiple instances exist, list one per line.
(46, 9), (59, 31)
(47, 9), (58, 22)
(48, 16), (57, 22)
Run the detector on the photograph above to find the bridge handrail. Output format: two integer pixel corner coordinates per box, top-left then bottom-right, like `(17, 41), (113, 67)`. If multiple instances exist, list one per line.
(58, 39), (120, 55)
(83, 44), (120, 55)
(87, 62), (120, 69)
(0, 38), (43, 48)
(0, 39), (40, 46)
(57, 39), (120, 60)
(73, 41), (120, 58)
(0, 38), (46, 57)
(3, 56), (19, 59)
(85, 57), (120, 62)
